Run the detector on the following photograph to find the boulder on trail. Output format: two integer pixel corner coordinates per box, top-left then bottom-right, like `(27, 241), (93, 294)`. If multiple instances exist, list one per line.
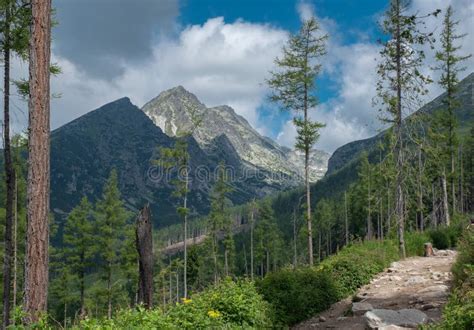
(352, 302), (373, 316)
(364, 309), (428, 329)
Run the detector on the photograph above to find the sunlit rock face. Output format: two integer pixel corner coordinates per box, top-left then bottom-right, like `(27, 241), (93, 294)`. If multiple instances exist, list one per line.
(142, 86), (329, 186)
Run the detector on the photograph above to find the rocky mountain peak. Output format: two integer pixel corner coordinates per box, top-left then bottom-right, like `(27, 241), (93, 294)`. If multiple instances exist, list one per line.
(141, 86), (330, 184)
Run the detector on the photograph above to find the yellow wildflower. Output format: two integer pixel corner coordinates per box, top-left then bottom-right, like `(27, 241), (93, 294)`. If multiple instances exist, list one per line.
(181, 297), (192, 304)
(207, 310), (221, 318)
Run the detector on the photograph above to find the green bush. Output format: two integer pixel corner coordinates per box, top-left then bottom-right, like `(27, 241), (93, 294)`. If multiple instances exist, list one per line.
(79, 279), (272, 329)
(257, 233), (437, 326)
(257, 267), (338, 325)
(433, 225), (474, 330)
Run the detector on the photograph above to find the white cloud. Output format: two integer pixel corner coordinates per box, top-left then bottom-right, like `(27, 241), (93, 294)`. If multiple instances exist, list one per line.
(278, 0), (473, 153)
(5, 0), (473, 155)
(46, 17), (288, 135)
(297, 1), (315, 22)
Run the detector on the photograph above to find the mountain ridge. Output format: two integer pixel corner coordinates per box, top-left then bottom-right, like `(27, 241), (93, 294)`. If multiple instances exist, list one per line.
(142, 86), (330, 184)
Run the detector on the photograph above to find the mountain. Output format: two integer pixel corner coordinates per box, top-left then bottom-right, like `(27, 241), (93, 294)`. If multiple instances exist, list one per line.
(328, 72), (474, 175)
(142, 86), (329, 184)
(50, 92), (329, 232)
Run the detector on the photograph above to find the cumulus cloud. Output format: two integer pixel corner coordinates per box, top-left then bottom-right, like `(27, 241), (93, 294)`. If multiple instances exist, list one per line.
(9, 15), (289, 138)
(5, 0), (473, 155)
(278, 0), (473, 153)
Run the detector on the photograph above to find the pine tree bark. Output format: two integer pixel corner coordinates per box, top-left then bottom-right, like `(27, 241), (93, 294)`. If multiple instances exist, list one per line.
(2, 2), (16, 325)
(441, 170), (451, 226)
(344, 192), (349, 245)
(394, 0), (406, 258)
(250, 204), (254, 280)
(24, 0), (52, 323)
(136, 204), (153, 309)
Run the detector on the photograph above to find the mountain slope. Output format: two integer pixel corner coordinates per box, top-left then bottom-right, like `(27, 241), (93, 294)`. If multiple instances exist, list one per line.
(142, 86), (329, 184)
(50, 97), (303, 231)
(328, 72), (474, 175)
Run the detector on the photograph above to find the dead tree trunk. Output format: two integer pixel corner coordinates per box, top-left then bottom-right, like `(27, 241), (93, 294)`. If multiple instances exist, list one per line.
(136, 204), (153, 309)
(24, 0), (52, 323)
(441, 170), (451, 226)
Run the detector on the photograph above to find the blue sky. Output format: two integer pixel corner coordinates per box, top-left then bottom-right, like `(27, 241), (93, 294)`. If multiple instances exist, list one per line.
(7, 0), (472, 153)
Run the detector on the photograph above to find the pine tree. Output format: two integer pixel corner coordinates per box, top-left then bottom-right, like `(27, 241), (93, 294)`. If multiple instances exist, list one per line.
(63, 196), (94, 317)
(376, 0), (438, 258)
(207, 162), (232, 283)
(433, 5), (471, 215)
(95, 170), (130, 318)
(254, 200), (284, 274)
(155, 102), (201, 298)
(267, 16), (327, 266)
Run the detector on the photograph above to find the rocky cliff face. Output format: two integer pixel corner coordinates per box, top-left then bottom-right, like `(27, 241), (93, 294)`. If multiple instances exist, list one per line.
(142, 86), (329, 185)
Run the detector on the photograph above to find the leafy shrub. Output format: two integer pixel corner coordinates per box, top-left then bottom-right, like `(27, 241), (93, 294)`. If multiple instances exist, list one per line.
(257, 234), (435, 326)
(79, 279), (272, 329)
(257, 266), (338, 325)
(431, 225), (474, 330)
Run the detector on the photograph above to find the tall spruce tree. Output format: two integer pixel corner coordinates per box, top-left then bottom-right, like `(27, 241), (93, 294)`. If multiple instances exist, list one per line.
(63, 196), (94, 317)
(95, 170), (130, 319)
(207, 162), (232, 283)
(433, 5), (471, 215)
(155, 103), (201, 298)
(376, 0), (438, 258)
(267, 16), (327, 266)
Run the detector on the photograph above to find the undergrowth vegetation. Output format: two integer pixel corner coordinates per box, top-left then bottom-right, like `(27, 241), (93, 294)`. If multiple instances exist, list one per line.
(432, 224), (474, 330)
(256, 227), (459, 326)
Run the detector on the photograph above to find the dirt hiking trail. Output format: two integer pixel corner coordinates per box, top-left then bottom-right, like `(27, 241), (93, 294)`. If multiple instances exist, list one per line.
(294, 249), (457, 329)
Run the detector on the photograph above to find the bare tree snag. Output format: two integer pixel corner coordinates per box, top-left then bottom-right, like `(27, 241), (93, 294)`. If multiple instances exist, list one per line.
(136, 204), (153, 309)
(24, 0), (52, 323)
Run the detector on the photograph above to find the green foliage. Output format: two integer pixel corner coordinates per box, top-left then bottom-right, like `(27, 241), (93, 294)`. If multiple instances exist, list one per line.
(257, 266), (338, 325)
(431, 226), (474, 329)
(257, 231), (451, 326)
(78, 279), (272, 329)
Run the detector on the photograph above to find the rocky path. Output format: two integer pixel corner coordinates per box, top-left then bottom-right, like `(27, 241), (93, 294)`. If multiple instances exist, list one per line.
(294, 249), (457, 329)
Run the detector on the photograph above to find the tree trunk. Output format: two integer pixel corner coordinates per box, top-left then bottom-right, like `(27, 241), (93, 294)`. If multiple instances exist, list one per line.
(107, 267), (112, 319)
(136, 204), (153, 309)
(12, 175), (18, 315)
(395, 0), (406, 259)
(432, 181), (438, 228)
(367, 167), (372, 240)
(344, 192), (349, 245)
(2, 3), (15, 326)
(24, 0), (52, 323)
(80, 267), (85, 317)
(224, 249), (229, 276)
(243, 243), (248, 276)
(459, 146), (464, 213)
(293, 208), (297, 267)
(183, 173), (188, 298)
(266, 249), (270, 276)
(441, 170), (451, 226)
(250, 205), (254, 280)
(418, 145), (424, 231)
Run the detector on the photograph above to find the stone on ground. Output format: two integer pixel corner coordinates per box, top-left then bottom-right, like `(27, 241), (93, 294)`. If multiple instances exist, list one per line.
(352, 302), (373, 316)
(364, 309), (428, 329)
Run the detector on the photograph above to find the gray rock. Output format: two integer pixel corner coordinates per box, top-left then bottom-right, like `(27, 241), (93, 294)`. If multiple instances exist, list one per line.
(405, 276), (427, 285)
(352, 302), (373, 316)
(418, 285), (449, 298)
(319, 316), (327, 322)
(364, 309), (428, 328)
